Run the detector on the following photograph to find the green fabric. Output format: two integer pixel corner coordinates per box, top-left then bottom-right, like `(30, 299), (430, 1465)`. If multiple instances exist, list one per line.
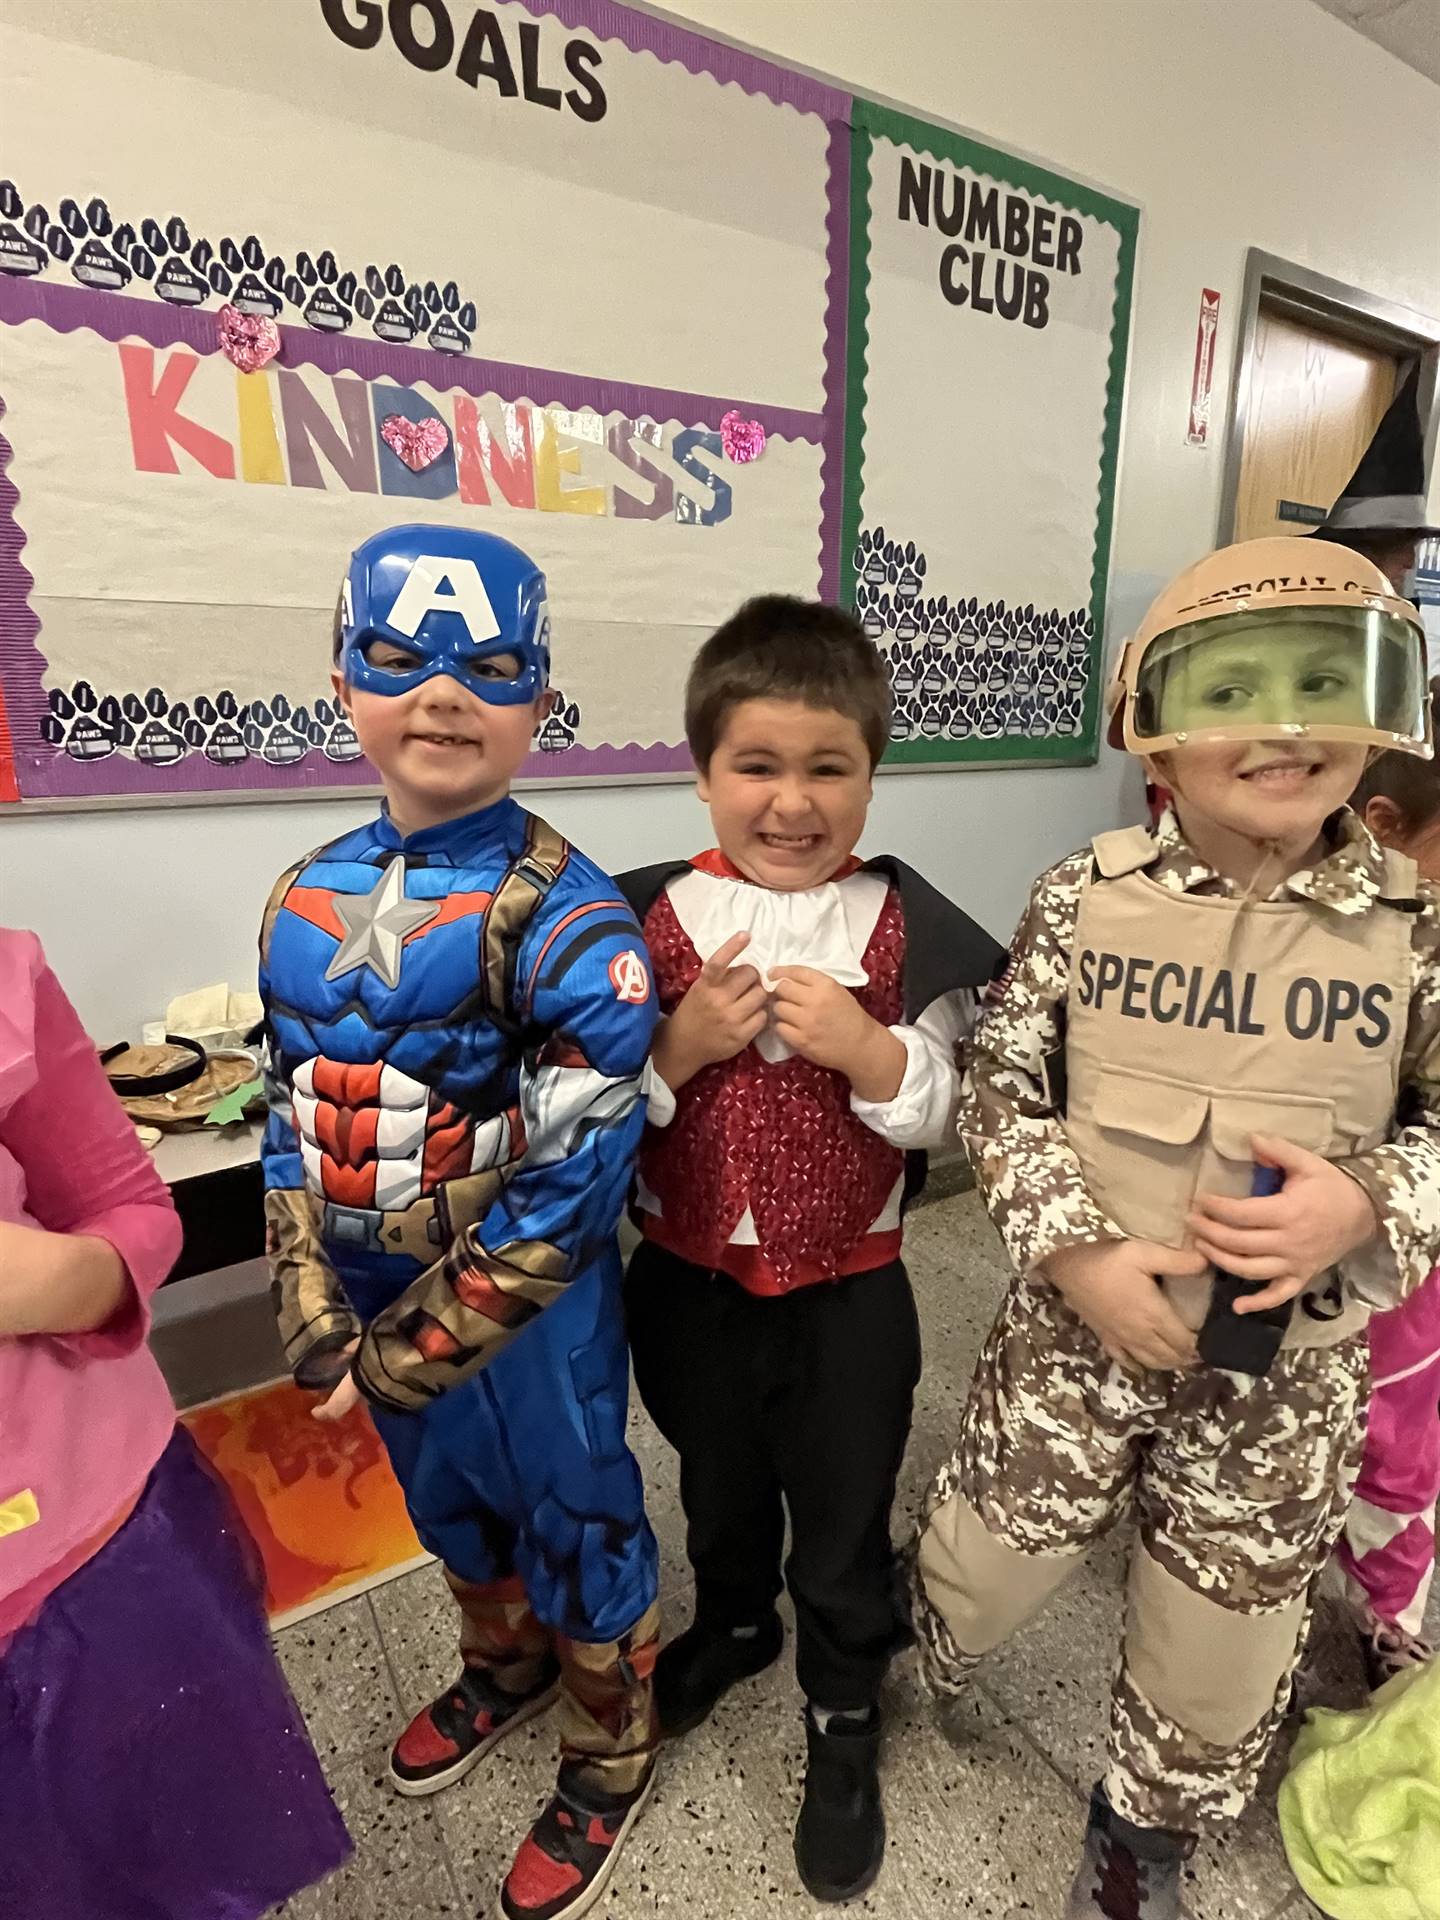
(1279, 1660), (1440, 1919)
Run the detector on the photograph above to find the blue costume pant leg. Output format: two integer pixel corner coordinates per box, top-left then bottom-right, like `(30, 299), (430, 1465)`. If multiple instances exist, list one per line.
(371, 1255), (657, 1646)
(371, 1259), (660, 1794)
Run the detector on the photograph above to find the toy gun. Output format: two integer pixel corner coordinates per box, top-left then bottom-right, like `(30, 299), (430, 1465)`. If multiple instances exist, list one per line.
(1196, 1165), (1291, 1376)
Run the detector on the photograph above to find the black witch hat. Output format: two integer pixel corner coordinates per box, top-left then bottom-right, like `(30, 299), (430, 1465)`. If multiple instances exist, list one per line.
(1314, 364), (1438, 539)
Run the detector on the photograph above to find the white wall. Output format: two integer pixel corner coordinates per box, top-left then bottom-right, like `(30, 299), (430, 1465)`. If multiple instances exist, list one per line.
(6, 0), (1440, 1039)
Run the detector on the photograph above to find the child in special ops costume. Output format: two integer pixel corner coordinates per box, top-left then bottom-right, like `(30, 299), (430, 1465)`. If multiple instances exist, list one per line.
(912, 537), (1440, 1918)
(260, 525), (660, 1920)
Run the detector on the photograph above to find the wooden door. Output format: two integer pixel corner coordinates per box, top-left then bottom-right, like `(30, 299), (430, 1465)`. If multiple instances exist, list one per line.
(1234, 305), (1402, 541)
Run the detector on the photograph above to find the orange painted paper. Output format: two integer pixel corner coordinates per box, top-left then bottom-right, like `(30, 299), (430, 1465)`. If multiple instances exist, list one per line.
(182, 1377), (424, 1621)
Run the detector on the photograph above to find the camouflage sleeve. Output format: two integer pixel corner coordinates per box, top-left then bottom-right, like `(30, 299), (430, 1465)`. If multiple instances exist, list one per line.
(1336, 906), (1440, 1307)
(957, 850), (1124, 1272)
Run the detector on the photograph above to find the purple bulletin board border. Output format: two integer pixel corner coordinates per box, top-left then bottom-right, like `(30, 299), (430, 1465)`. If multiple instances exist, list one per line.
(507, 0), (850, 120)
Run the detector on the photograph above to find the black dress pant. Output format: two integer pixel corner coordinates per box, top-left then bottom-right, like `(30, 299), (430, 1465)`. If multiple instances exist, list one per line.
(625, 1240), (922, 1712)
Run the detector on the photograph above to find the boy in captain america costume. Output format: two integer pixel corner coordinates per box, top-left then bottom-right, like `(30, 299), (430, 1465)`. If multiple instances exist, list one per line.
(259, 524), (660, 1920)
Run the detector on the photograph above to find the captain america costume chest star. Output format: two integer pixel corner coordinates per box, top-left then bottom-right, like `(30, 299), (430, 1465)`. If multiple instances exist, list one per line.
(262, 796), (630, 1320)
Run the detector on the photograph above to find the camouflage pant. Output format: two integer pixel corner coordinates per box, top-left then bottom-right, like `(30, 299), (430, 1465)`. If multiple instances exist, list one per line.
(448, 1570), (659, 1795)
(913, 1276), (1368, 1833)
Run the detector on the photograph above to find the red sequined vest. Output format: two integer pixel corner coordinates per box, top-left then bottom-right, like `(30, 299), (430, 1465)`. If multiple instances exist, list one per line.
(638, 882), (907, 1293)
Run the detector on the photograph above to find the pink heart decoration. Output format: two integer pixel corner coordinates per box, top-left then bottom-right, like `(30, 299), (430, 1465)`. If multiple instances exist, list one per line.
(720, 408), (766, 464)
(216, 303), (280, 374)
(380, 413), (451, 472)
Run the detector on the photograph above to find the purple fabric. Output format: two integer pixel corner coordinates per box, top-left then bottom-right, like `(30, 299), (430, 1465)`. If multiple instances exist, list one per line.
(0, 1427), (350, 1920)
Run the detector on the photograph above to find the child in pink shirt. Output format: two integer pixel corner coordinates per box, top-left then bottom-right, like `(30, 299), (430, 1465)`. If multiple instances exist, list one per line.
(0, 929), (349, 1920)
(1337, 695), (1440, 1685)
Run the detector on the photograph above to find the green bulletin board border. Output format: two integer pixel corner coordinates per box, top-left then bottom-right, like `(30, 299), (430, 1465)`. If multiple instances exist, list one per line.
(843, 99), (1139, 770)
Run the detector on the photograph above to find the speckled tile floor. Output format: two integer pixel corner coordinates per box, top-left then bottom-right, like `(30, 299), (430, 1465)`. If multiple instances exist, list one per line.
(272, 1187), (1438, 1919)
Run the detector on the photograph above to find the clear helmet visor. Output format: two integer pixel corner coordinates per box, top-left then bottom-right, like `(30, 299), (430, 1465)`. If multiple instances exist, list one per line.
(1130, 606), (1430, 753)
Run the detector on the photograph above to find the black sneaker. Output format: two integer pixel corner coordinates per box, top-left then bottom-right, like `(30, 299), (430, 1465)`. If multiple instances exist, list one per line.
(655, 1612), (784, 1736)
(1064, 1784), (1193, 1919)
(387, 1657), (559, 1796)
(793, 1705), (885, 1903)
(499, 1765), (654, 1920)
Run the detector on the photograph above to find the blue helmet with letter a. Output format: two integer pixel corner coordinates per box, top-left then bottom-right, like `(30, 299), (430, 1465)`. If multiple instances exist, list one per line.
(337, 524), (551, 706)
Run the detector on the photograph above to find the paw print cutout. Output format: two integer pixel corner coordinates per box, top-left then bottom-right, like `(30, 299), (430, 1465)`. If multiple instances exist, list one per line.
(295, 251), (353, 334)
(42, 682), (117, 761)
(895, 542), (926, 605)
(920, 649), (951, 702)
(42, 679), (141, 761)
(309, 696), (363, 764)
(861, 591), (891, 645)
(855, 527), (892, 592)
(946, 701), (974, 741)
(538, 693), (582, 754)
(890, 655), (920, 703)
(248, 694), (312, 767)
(128, 686), (187, 766)
(420, 277), (476, 356)
(196, 689), (250, 765)
(0, 178), (48, 277)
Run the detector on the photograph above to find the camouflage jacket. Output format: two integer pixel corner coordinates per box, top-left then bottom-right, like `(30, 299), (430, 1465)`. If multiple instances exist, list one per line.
(959, 807), (1440, 1306)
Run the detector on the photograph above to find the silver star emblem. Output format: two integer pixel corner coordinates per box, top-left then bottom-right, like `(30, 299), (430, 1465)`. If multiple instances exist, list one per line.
(325, 859), (438, 990)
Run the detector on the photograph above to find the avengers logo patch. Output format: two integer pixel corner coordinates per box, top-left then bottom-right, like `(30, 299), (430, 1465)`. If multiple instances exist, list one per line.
(608, 949), (651, 1004)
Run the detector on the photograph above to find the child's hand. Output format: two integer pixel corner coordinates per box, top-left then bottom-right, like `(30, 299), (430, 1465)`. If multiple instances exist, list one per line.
(1188, 1133), (1378, 1316)
(769, 967), (908, 1101)
(653, 932), (768, 1091)
(312, 1340), (362, 1423)
(1045, 1238), (1207, 1372)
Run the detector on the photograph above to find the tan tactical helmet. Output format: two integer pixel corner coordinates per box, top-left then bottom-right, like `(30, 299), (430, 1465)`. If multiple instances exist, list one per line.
(1107, 537), (1431, 758)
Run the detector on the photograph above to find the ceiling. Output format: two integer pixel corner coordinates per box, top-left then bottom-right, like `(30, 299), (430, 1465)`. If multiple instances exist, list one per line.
(1307, 0), (1440, 83)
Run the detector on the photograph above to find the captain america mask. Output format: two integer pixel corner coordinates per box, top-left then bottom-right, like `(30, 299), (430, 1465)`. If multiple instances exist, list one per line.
(338, 526), (551, 706)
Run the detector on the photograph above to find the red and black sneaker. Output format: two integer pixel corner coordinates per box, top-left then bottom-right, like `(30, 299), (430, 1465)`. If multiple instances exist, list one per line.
(389, 1658), (560, 1797)
(498, 1768), (654, 1920)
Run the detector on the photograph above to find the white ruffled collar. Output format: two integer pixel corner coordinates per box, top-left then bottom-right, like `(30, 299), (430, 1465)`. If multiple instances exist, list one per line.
(667, 854), (890, 1062)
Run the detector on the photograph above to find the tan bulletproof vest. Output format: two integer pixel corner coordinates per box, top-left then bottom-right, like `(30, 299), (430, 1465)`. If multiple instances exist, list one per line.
(1063, 826), (1418, 1349)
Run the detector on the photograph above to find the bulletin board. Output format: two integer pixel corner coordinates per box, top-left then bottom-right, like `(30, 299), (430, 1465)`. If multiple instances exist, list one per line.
(0, 0), (1138, 808)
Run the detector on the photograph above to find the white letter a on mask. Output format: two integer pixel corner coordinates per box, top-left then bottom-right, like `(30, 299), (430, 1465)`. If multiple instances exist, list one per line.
(386, 556), (502, 643)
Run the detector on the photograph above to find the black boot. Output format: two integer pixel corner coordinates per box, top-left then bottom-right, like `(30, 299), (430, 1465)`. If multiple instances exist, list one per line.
(793, 1705), (885, 1903)
(655, 1612), (784, 1736)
